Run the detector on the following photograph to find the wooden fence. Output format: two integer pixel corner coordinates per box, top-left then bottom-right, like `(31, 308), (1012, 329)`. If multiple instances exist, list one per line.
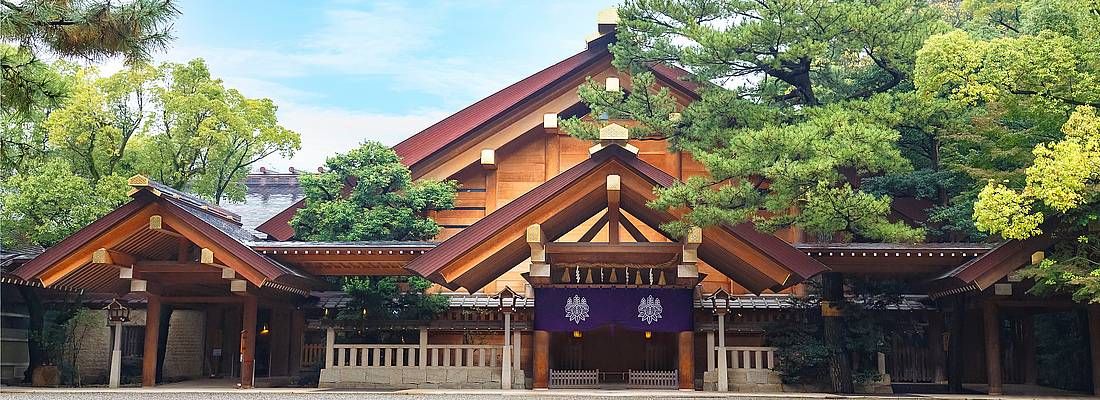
(717, 346), (777, 370)
(549, 369), (599, 388)
(627, 369), (678, 388)
(329, 344), (500, 368)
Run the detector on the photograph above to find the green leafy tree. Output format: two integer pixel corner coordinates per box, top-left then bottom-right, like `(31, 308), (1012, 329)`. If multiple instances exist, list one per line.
(0, 0), (178, 114)
(973, 106), (1100, 301)
(291, 141), (456, 242)
(295, 142), (456, 331)
(0, 158), (129, 248)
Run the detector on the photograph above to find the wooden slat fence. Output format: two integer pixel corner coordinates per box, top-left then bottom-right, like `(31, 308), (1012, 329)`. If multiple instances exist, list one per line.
(627, 369), (677, 388)
(550, 369), (599, 388)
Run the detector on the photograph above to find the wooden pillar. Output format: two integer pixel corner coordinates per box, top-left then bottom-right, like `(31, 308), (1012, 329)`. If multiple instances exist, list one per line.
(606, 175), (620, 243)
(983, 301), (1002, 395)
(1088, 306), (1100, 395)
(288, 309), (305, 376)
(240, 296), (257, 389)
(269, 308), (290, 377)
(821, 272), (853, 393)
(705, 331), (715, 372)
(928, 310), (947, 383)
(418, 328), (428, 369)
(142, 295), (161, 387)
(1021, 313), (1037, 385)
(325, 327), (336, 368)
(946, 295), (966, 393)
(533, 330), (549, 389)
(678, 331), (694, 390)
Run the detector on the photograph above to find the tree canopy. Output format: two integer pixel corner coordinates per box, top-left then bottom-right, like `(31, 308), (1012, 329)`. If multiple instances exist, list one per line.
(291, 141), (457, 242)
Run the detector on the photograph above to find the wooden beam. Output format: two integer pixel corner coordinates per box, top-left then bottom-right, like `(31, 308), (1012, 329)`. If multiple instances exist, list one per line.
(92, 248), (137, 267)
(527, 224), (549, 278)
(607, 175), (621, 244)
(533, 330), (549, 389)
(482, 149), (498, 212)
(200, 248), (214, 264)
(544, 115), (560, 179)
(619, 214), (648, 242)
(578, 212), (608, 243)
(240, 295), (257, 389)
(677, 330), (694, 390)
(983, 301), (1003, 395)
(230, 279), (248, 294)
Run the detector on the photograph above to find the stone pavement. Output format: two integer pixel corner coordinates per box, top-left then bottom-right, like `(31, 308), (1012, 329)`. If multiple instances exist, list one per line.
(0, 387), (1095, 400)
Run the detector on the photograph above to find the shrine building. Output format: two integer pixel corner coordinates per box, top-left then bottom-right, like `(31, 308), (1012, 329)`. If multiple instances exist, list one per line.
(4, 9), (1099, 396)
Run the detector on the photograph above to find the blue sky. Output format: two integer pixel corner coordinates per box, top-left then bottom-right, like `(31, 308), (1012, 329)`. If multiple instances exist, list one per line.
(149, 0), (618, 169)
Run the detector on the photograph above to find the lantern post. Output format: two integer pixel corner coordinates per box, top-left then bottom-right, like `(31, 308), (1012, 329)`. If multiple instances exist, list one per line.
(707, 288), (732, 391)
(105, 299), (131, 388)
(494, 286), (521, 389)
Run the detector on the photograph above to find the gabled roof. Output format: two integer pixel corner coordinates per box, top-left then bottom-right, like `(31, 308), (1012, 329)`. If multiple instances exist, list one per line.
(406, 145), (827, 293)
(12, 177), (325, 295)
(928, 234), (1055, 298)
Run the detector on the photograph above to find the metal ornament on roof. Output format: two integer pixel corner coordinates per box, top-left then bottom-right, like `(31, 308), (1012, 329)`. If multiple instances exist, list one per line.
(706, 288), (733, 314)
(493, 286), (524, 313)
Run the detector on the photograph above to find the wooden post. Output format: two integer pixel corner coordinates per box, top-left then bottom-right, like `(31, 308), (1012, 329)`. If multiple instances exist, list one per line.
(1088, 306), (1100, 395)
(533, 330), (549, 389)
(947, 295), (966, 393)
(983, 301), (1002, 395)
(717, 312), (728, 391)
(606, 175), (620, 243)
(928, 310), (947, 383)
(502, 312), (512, 389)
(326, 327), (336, 368)
(544, 113), (560, 179)
(481, 149), (498, 212)
(1021, 313), (1037, 385)
(821, 272), (853, 393)
(240, 296), (257, 389)
(288, 309), (305, 376)
(678, 331), (694, 390)
(269, 309), (290, 377)
(142, 295), (161, 387)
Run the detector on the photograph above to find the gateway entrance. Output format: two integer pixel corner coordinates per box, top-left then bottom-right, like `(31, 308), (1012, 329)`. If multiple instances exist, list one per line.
(549, 326), (678, 388)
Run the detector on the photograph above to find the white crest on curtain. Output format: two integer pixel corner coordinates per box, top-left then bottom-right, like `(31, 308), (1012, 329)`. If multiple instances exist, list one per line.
(637, 295), (663, 324)
(565, 295), (590, 324)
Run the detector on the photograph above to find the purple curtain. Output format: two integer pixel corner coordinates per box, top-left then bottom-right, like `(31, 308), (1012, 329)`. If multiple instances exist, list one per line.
(534, 287), (693, 332)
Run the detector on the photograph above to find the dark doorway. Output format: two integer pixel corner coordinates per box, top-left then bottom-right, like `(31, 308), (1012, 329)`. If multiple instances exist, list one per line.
(551, 326), (676, 383)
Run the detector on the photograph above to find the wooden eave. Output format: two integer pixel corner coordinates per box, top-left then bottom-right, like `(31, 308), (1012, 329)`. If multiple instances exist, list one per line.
(406, 145), (827, 293)
(252, 242), (436, 276)
(12, 189), (323, 296)
(928, 234), (1055, 297)
(797, 243), (995, 276)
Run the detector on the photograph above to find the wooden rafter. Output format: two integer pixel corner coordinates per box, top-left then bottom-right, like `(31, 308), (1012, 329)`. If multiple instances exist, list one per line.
(578, 212), (609, 243)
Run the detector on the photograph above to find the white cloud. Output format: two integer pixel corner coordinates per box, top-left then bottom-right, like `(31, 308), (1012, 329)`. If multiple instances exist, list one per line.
(263, 104), (450, 170)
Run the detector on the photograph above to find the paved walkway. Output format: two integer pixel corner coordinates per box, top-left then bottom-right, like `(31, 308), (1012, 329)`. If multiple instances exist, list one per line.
(1, 387), (1095, 400)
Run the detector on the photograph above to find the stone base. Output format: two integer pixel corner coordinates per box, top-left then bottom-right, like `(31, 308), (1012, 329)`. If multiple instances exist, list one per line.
(701, 369), (892, 394)
(319, 367), (526, 389)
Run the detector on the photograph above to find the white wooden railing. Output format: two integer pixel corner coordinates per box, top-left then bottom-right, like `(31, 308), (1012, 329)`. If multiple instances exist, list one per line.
(628, 369), (678, 388)
(330, 344), (501, 368)
(550, 369), (599, 388)
(716, 346), (777, 370)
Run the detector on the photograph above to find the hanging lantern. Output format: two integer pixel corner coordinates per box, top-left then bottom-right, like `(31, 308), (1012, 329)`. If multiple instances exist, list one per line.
(260, 323), (270, 335)
(104, 299), (131, 323)
(644, 331), (652, 340)
(572, 330), (582, 338)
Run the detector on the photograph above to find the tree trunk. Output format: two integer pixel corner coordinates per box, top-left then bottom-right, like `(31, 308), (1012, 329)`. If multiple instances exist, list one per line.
(155, 306), (174, 383)
(17, 286), (45, 384)
(822, 272), (853, 393)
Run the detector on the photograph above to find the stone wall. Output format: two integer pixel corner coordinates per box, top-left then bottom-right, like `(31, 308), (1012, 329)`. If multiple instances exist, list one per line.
(70, 309), (206, 383)
(319, 367), (526, 389)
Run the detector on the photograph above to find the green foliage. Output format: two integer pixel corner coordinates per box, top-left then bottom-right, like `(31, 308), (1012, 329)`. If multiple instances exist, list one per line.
(972, 105), (1099, 301)
(337, 276), (450, 322)
(291, 141), (456, 242)
(1, 158), (129, 248)
(766, 277), (916, 386)
(0, 0), (178, 114)
(567, 0), (951, 242)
